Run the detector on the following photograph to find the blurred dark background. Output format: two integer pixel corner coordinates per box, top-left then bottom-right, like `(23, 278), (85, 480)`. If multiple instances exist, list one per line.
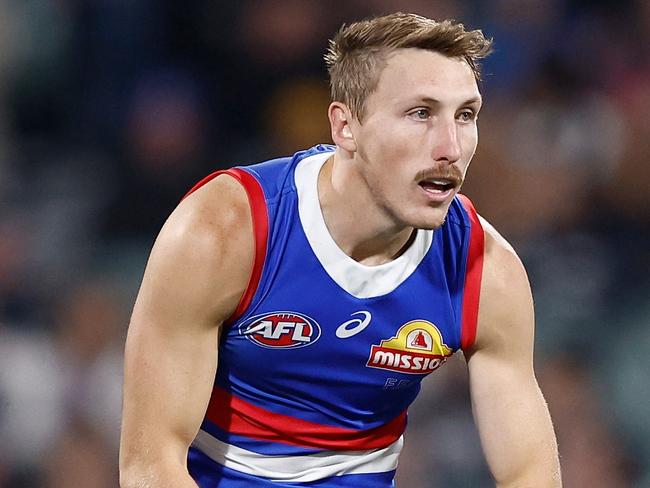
(0, 0), (648, 486)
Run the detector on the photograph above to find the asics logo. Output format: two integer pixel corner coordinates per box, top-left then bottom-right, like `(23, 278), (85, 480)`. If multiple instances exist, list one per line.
(336, 311), (372, 338)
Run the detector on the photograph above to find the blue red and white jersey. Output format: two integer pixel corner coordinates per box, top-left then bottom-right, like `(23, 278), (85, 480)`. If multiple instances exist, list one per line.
(185, 145), (485, 487)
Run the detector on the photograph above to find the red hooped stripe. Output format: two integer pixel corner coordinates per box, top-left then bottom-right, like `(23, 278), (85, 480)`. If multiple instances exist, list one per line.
(456, 194), (485, 352)
(183, 168), (269, 322)
(206, 387), (407, 451)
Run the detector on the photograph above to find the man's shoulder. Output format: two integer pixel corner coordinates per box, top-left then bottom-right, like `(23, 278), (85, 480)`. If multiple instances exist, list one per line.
(156, 172), (254, 282)
(479, 216), (523, 274)
(472, 215), (534, 353)
(142, 173), (255, 324)
(177, 172), (253, 244)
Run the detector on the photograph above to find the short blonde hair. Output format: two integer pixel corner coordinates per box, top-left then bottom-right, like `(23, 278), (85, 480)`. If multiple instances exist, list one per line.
(324, 12), (493, 120)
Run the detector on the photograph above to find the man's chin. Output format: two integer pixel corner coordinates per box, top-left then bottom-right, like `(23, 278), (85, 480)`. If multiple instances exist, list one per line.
(409, 205), (450, 230)
(414, 217), (446, 231)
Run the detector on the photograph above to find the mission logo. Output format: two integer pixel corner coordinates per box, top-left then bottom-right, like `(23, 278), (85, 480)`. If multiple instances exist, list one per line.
(239, 311), (321, 349)
(366, 320), (453, 374)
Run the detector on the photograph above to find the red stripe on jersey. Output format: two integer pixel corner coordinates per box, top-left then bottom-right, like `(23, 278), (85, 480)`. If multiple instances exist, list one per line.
(206, 387), (407, 451)
(456, 194), (485, 352)
(182, 169), (269, 322)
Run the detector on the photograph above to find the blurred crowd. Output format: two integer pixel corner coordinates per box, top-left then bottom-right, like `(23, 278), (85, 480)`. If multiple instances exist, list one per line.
(0, 0), (648, 486)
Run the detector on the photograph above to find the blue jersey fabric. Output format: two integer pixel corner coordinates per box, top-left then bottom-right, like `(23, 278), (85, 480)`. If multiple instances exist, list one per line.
(187, 145), (480, 486)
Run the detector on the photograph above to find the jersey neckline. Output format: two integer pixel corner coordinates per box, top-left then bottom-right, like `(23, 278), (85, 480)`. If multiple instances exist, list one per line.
(294, 150), (433, 299)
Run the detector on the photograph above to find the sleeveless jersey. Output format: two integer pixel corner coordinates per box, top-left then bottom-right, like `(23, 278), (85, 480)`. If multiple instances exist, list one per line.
(185, 145), (485, 487)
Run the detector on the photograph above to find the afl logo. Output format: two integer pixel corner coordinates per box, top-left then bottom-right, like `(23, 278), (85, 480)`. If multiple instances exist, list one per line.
(239, 312), (321, 349)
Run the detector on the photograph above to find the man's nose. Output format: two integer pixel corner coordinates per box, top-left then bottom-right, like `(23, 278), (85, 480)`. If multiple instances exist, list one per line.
(432, 120), (461, 164)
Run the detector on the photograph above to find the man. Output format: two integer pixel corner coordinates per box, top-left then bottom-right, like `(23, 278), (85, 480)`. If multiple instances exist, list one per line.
(120, 12), (561, 488)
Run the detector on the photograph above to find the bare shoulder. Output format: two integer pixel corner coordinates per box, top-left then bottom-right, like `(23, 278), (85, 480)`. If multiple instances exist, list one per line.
(135, 173), (255, 328)
(170, 173), (254, 266)
(470, 215), (534, 356)
(479, 215), (530, 299)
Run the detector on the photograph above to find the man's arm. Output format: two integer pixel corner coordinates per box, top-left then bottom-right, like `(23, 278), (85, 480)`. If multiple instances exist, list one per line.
(119, 175), (254, 488)
(465, 217), (561, 487)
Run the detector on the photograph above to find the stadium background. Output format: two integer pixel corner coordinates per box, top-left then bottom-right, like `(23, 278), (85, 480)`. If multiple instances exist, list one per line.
(0, 0), (648, 486)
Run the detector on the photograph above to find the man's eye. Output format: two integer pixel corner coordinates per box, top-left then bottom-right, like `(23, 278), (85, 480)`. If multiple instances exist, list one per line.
(410, 108), (430, 120)
(458, 110), (476, 122)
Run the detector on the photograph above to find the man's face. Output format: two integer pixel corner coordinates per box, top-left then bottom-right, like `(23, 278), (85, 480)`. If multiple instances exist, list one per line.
(348, 48), (482, 230)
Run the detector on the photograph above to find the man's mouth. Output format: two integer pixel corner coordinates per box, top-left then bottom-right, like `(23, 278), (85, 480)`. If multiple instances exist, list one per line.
(418, 178), (457, 194)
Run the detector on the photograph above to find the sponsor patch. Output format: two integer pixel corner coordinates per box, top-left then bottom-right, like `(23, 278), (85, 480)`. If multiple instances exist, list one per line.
(366, 320), (452, 374)
(239, 311), (321, 349)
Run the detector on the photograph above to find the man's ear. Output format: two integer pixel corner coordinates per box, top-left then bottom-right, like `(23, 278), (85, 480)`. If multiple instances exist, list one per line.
(328, 102), (357, 152)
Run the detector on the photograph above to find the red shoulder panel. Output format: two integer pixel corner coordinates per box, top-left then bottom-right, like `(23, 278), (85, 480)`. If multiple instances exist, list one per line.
(456, 194), (485, 352)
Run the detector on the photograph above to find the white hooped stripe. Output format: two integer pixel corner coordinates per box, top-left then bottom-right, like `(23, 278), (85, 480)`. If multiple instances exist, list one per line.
(295, 151), (433, 299)
(192, 429), (403, 483)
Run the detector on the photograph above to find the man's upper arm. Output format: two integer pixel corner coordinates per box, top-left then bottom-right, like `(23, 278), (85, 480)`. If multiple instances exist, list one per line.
(465, 217), (561, 487)
(119, 175), (254, 485)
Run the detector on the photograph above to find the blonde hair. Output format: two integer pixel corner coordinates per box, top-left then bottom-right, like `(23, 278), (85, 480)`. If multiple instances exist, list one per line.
(324, 12), (493, 120)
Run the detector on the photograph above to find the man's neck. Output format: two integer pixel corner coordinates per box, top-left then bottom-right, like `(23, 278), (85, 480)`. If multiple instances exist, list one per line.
(317, 153), (416, 266)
